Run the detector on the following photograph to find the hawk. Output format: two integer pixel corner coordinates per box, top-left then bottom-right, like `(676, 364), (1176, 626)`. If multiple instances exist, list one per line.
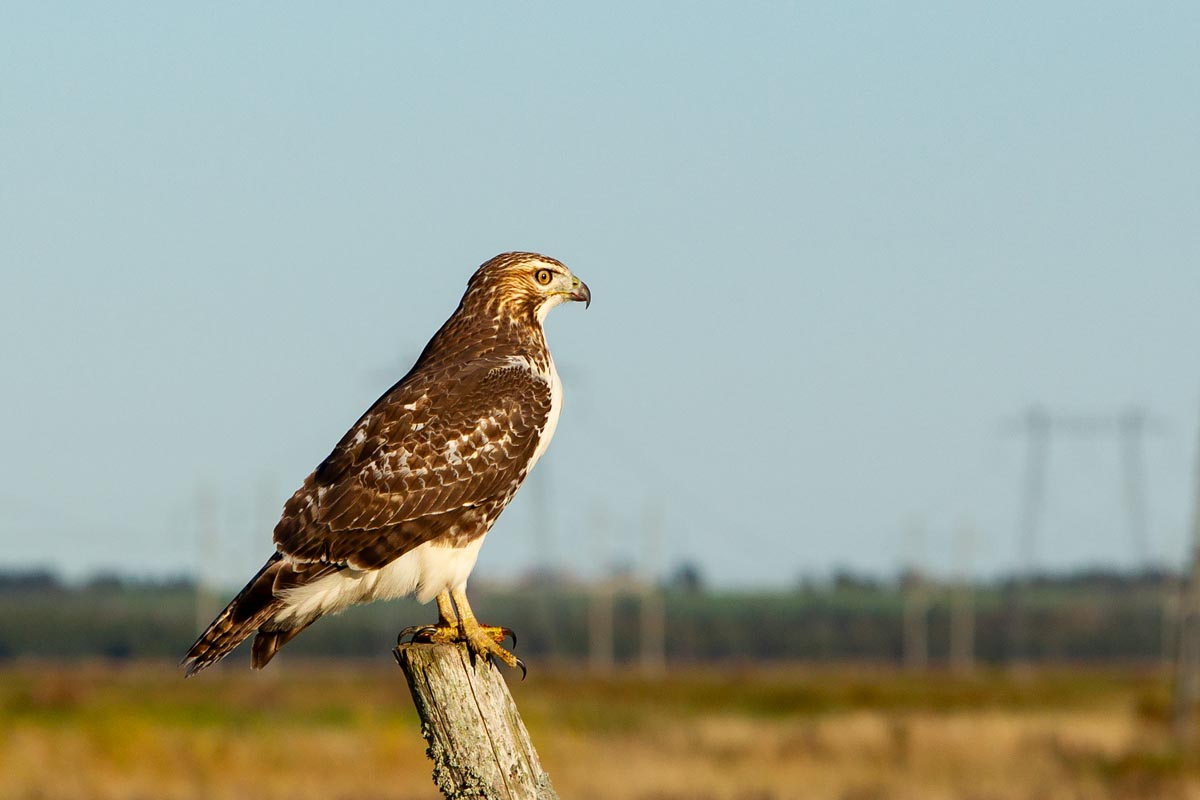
(182, 252), (590, 676)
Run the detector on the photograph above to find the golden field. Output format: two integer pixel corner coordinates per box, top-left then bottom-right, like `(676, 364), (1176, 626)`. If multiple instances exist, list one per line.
(1, 660), (1199, 800)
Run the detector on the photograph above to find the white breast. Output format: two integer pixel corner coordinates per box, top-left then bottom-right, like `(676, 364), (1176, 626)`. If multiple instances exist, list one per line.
(527, 355), (562, 472)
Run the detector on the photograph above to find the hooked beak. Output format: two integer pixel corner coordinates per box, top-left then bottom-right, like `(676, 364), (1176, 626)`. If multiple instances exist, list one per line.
(569, 278), (591, 309)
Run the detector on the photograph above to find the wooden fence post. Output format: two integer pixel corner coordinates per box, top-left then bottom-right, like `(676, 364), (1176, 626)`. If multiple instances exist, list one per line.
(394, 642), (559, 800)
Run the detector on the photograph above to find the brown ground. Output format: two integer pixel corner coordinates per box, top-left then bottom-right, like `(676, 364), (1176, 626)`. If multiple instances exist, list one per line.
(1, 660), (1198, 800)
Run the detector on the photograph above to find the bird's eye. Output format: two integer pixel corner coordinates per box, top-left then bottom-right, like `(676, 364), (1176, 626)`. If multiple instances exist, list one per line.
(535, 268), (553, 286)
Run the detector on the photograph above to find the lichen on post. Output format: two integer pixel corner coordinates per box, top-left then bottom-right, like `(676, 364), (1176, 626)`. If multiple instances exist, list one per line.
(394, 642), (559, 800)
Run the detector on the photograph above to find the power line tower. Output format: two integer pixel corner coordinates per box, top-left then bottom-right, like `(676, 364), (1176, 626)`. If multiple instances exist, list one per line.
(1172, 403), (1200, 743)
(1120, 409), (1152, 564)
(950, 521), (977, 674)
(902, 520), (928, 672)
(527, 469), (559, 658)
(639, 499), (666, 677)
(587, 504), (614, 673)
(1008, 406), (1050, 669)
(193, 484), (219, 636)
(1005, 405), (1160, 666)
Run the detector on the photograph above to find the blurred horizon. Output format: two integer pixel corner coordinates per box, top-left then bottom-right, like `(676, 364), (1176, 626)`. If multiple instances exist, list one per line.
(2, 3), (1198, 590)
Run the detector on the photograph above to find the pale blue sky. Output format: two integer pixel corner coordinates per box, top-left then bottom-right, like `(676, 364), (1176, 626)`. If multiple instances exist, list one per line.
(2, 3), (1198, 587)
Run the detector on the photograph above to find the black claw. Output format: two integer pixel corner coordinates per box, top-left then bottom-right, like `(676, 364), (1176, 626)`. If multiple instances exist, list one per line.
(514, 657), (527, 681)
(501, 627), (517, 648)
(397, 624), (439, 644)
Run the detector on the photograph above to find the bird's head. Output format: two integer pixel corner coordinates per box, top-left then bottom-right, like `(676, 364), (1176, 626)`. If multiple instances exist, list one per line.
(464, 252), (591, 324)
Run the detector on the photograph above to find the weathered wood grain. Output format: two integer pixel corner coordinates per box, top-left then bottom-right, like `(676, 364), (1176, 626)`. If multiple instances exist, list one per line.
(394, 642), (559, 800)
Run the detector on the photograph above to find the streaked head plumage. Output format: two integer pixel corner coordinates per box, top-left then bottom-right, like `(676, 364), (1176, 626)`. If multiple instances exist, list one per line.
(465, 252), (590, 323)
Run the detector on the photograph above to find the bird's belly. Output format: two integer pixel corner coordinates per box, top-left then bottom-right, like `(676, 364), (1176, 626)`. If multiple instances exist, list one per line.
(369, 534), (488, 603)
(276, 535), (488, 625)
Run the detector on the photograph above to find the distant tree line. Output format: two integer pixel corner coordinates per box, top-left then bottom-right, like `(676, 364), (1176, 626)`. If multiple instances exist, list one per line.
(0, 565), (1181, 666)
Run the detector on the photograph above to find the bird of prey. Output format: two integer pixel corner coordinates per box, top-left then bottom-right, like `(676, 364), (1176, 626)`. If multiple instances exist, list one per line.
(182, 252), (590, 676)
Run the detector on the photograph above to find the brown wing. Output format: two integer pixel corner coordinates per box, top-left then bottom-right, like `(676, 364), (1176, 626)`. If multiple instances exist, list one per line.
(273, 358), (552, 570)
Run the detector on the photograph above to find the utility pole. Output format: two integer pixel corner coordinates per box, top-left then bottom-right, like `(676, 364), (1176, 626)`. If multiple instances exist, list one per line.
(1016, 407), (1052, 575)
(528, 469), (558, 658)
(193, 484), (219, 636)
(639, 499), (666, 677)
(255, 474), (276, 559)
(902, 520), (928, 672)
(587, 504), (614, 673)
(529, 468), (554, 572)
(950, 521), (976, 674)
(1163, 576), (1181, 673)
(1172, 403), (1200, 743)
(1120, 408), (1151, 565)
(1009, 406), (1050, 669)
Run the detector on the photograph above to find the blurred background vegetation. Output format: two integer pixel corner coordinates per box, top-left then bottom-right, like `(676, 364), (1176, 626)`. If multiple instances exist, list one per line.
(4, 566), (1200, 799)
(0, 565), (1183, 666)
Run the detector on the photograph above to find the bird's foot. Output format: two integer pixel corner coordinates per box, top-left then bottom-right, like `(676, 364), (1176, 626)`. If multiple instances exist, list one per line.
(397, 622), (458, 646)
(397, 619), (523, 677)
(462, 619), (525, 678)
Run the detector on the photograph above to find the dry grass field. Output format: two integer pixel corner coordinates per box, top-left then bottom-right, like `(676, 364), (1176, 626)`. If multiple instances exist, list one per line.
(1, 660), (1198, 800)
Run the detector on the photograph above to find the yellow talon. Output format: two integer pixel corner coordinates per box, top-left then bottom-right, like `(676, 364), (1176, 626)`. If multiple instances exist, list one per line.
(398, 588), (525, 676)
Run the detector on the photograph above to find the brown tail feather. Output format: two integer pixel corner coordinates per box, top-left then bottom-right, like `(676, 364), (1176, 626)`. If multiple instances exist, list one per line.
(181, 554), (288, 676)
(251, 622), (314, 669)
(181, 554), (340, 676)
